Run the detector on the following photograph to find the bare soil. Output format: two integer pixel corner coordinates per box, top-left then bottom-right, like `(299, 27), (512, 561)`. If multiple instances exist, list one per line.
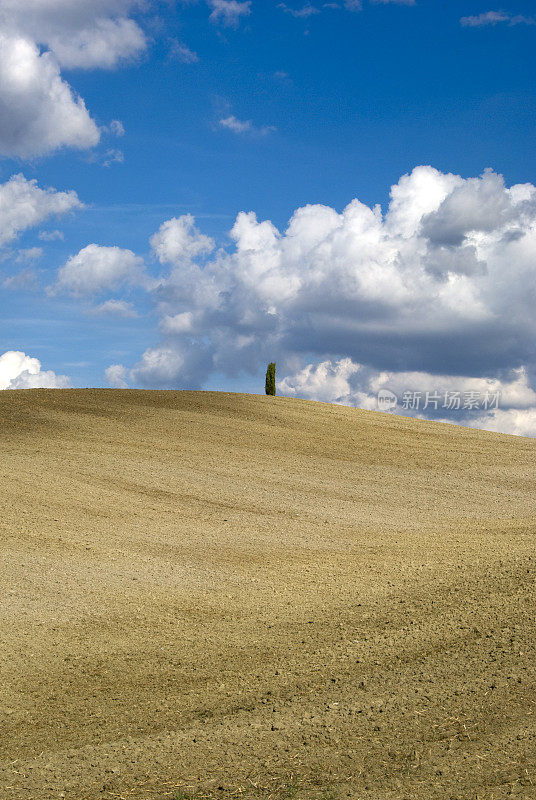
(0, 389), (535, 800)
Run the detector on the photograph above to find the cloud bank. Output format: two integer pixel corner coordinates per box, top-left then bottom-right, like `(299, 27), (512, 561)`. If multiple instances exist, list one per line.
(99, 165), (536, 435)
(279, 358), (536, 436)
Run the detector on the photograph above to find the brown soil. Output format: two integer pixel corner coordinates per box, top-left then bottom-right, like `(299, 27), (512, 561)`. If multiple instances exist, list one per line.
(0, 389), (535, 800)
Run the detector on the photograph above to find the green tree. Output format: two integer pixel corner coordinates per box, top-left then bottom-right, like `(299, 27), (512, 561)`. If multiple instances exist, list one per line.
(265, 362), (276, 396)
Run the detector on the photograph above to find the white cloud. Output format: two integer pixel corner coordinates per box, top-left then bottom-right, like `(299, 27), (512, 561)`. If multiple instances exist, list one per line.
(39, 229), (65, 241)
(282, 0), (413, 15)
(219, 115), (276, 135)
(280, 358), (361, 403)
(169, 40), (199, 63)
(108, 119), (125, 136)
(367, 366), (536, 411)
(89, 299), (138, 317)
(40, 16), (146, 70)
(150, 214), (215, 265)
(130, 346), (187, 387)
(471, 408), (536, 437)
(420, 169), (519, 245)
(109, 346), (191, 389)
(55, 244), (145, 296)
(0, 350), (71, 390)
(15, 246), (43, 263)
(105, 363), (129, 388)
(278, 3), (320, 18)
(107, 340), (213, 389)
(0, 35), (100, 158)
(0, 0), (148, 69)
(103, 166), (536, 435)
(102, 148), (124, 167)
(461, 11), (508, 26)
(460, 11), (535, 27)
(0, 0), (148, 158)
(0, 174), (82, 246)
(371, 0), (415, 6)
(2, 268), (39, 290)
(219, 116), (252, 133)
(208, 0), (251, 27)
(160, 311), (196, 335)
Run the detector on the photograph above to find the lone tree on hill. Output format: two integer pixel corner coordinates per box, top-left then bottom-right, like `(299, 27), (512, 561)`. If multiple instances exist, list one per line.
(265, 362), (276, 396)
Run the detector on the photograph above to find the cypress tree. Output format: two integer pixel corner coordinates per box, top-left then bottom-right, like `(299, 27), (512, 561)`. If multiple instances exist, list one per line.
(265, 362), (276, 396)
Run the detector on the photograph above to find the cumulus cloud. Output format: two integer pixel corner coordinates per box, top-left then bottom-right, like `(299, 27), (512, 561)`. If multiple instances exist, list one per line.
(55, 244), (146, 296)
(0, 35), (100, 158)
(0, 174), (82, 246)
(208, 0), (251, 27)
(105, 363), (130, 388)
(159, 311), (196, 335)
(103, 166), (536, 435)
(0, 0), (148, 69)
(280, 358), (361, 403)
(0, 0), (148, 157)
(420, 169), (519, 246)
(109, 342), (212, 389)
(130, 346), (189, 387)
(460, 11), (535, 27)
(151, 214), (215, 265)
(0, 350), (71, 389)
(40, 16), (146, 70)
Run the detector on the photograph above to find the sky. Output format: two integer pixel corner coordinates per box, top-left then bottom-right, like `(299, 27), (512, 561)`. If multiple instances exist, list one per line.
(1, 0), (536, 435)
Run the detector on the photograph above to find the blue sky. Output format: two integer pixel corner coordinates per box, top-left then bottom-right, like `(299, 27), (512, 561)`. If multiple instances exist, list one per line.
(1, 0), (536, 435)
